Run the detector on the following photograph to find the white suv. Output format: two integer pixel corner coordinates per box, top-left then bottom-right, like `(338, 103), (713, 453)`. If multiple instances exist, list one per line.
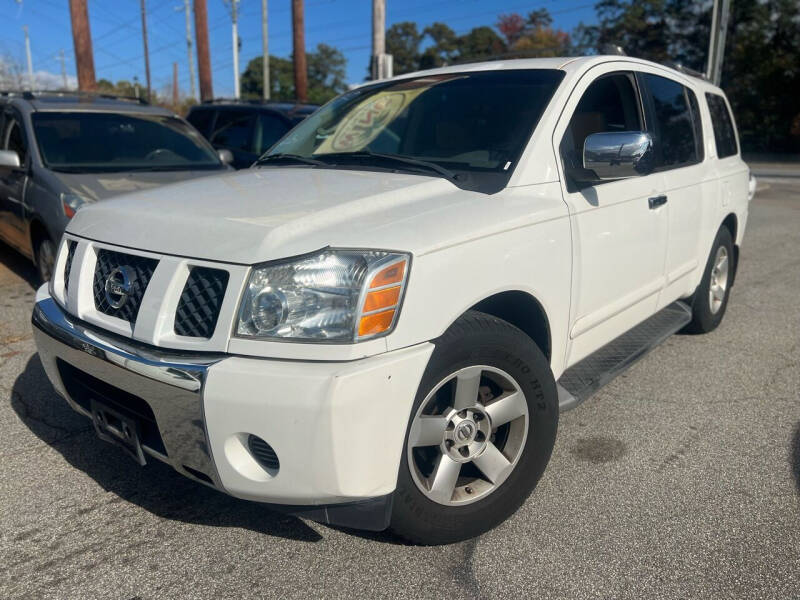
(32, 56), (752, 544)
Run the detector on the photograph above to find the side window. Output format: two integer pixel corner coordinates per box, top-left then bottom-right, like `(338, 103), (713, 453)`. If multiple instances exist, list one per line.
(186, 108), (215, 137)
(255, 114), (289, 154)
(641, 74), (699, 169)
(4, 117), (28, 163)
(210, 110), (256, 153)
(705, 93), (738, 158)
(560, 72), (643, 190)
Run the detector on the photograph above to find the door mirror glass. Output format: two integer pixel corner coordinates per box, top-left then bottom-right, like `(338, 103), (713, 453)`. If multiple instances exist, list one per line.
(0, 149), (21, 169)
(583, 131), (654, 180)
(218, 149), (233, 165)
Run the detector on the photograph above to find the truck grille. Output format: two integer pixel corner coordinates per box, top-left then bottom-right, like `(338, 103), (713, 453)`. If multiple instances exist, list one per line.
(174, 267), (230, 338)
(93, 249), (158, 324)
(63, 240), (76, 295)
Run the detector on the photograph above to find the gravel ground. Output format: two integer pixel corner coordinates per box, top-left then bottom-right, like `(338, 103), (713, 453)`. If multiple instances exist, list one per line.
(1, 181), (798, 600)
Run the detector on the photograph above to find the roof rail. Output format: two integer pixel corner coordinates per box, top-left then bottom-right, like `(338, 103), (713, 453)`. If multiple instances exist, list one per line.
(665, 62), (709, 81)
(0, 89), (149, 104)
(201, 97), (313, 106)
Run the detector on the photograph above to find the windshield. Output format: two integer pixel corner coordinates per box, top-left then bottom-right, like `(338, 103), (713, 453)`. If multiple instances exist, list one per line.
(32, 112), (223, 172)
(264, 69), (564, 193)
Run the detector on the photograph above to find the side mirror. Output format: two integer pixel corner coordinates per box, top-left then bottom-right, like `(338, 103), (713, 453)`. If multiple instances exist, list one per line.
(583, 131), (654, 180)
(218, 149), (234, 165)
(0, 150), (21, 170)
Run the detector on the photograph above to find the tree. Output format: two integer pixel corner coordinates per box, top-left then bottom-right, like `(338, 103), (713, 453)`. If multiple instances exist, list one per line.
(241, 44), (347, 103)
(500, 9), (572, 58)
(386, 22), (424, 75)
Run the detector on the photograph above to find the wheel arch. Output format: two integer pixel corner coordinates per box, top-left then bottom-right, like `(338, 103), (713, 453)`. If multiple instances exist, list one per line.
(720, 212), (739, 287)
(468, 290), (552, 362)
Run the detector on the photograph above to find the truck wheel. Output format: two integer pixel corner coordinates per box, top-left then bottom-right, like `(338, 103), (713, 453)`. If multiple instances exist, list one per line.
(686, 226), (734, 334)
(35, 236), (56, 285)
(391, 310), (558, 545)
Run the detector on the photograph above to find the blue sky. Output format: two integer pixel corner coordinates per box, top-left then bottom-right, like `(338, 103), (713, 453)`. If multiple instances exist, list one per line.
(1, 0), (597, 98)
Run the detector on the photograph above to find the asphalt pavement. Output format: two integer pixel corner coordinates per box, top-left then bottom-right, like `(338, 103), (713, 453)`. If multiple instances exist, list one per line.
(1, 180), (798, 599)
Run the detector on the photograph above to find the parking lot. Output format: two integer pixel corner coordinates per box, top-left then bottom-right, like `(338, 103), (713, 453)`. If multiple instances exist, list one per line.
(0, 178), (798, 600)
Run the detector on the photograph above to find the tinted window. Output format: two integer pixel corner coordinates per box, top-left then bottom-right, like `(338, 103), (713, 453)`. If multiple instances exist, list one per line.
(560, 72), (643, 188)
(706, 93), (738, 158)
(256, 113), (289, 154)
(31, 112), (221, 172)
(211, 110), (255, 152)
(642, 74), (698, 169)
(268, 69), (565, 194)
(186, 108), (215, 136)
(4, 119), (27, 162)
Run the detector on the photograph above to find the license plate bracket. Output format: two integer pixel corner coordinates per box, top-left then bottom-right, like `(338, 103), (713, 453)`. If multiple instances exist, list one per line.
(90, 399), (147, 466)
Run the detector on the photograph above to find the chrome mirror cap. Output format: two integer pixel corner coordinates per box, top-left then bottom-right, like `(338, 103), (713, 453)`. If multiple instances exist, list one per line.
(0, 150), (21, 169)
(217, 149), (234, 165)
(583, 131), (654, 180)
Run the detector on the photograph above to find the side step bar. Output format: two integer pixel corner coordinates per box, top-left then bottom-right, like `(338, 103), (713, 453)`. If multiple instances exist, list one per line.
(557, 301), (692, 412)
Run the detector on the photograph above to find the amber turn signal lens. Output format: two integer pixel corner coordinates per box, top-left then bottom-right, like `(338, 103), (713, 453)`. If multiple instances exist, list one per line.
(363, 286), (400, 313)
(358, 309), (396, 337)
(369, 260), (406, 288)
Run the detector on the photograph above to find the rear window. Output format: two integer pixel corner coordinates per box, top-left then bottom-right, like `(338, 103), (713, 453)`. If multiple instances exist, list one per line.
(705, 93), (738, 158)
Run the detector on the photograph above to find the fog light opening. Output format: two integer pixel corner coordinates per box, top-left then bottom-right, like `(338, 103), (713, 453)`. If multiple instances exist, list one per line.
(247, 434), (280, 474)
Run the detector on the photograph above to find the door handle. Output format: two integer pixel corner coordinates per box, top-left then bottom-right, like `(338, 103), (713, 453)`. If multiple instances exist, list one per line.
(648, 194), (667, 209)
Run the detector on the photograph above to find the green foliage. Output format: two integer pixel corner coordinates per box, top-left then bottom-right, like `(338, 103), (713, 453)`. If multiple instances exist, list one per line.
(240, 44), (347, 104)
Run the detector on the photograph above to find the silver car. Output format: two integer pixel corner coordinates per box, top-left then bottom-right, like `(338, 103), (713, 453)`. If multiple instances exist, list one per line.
(0, 91), (231, 282)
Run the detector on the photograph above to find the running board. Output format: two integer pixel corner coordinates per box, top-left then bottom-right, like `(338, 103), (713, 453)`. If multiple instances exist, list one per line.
(557, 301), (692, 412)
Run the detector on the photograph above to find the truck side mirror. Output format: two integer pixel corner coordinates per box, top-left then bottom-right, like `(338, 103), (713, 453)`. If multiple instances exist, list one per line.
(218, 149), (234, 166)
(0, 150), (21, 170)
(583, 131), (654, 181)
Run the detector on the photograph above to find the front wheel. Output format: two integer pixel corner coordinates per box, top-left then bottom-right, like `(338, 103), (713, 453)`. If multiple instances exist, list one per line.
(35, 236), (56, 285)
(390, 311), (558, 545)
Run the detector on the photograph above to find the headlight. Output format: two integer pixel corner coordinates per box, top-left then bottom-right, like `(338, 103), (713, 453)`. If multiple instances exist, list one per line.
(236, 249), (410, 342)
(60, 193), (94, 218)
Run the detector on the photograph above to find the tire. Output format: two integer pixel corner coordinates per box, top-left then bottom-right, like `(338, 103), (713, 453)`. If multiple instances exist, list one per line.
(34, 236), (56, 285)
(390, 310), (558, 545)
(685, 226), (734, 334)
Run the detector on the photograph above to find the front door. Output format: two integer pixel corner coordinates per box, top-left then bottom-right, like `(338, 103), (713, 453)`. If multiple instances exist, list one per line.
(555, 67), (669, 365)
(0, 113), (30, 255)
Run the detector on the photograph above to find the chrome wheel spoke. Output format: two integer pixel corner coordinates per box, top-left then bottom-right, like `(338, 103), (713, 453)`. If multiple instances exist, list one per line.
(408, 415), (447, 447)
(716, 254), (728, 274)
(428, 454), (461, 503)
(484, 391), (526, 428)
(453, 367), (482, 410)
(473, 442), (512, 484)
(712, 284), (725, 301)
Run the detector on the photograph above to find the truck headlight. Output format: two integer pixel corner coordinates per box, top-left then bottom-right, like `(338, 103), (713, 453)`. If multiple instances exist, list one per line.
(236, 249), (410, 342)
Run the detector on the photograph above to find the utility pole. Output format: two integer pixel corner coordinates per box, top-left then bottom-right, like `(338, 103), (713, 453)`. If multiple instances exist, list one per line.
(69, 0), (96, 90)
(706, 0), (731, 85)
(261, 0), (269, 100)
(58, 49), (68, 89)
(173, 62), (179, 107)
(23, 25), (34, 90)
(140, 0), (152, 102)
(225, 0), (240, 99)
(182, 0), (197, 100)
(371, 0), (392, 80)
(194, 0), (213, 101)
(291, 0), (307, 102)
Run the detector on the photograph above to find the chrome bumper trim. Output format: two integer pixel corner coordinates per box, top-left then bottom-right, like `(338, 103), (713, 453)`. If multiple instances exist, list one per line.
(32, 297), (225, 488)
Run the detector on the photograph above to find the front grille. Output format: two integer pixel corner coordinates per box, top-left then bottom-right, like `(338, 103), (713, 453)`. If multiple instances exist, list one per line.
(247, 435), (280, 472)
(174, 267), (229, 338)
(63, 240), (76, 295)
(92, 249), (158, 324)
(57, 359), (167, 456)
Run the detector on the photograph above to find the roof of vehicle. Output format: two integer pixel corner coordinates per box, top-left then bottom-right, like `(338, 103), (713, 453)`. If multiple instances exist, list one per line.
(191, 99), (319, 117)
(0, 90), (176, 115)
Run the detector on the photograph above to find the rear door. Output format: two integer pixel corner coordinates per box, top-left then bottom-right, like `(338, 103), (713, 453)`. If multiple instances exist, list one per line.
(208, 108), (257, 169)
(555, 66), (669, 365)
(638, 73), (708, 307)
(0, 111), (31, 253)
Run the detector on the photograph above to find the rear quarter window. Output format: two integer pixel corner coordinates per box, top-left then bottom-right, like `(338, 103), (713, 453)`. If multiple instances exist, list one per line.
(705, 93), (738, 158)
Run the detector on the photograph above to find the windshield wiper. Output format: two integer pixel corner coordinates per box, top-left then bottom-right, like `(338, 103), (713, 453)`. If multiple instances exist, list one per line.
(313, 150), (459, 181)
(255, 153), (326, 167)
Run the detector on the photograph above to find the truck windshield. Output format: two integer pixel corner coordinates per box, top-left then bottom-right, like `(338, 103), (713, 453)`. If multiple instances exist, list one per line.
(32, 112), (223, 172)
(262, 69), (564, 194)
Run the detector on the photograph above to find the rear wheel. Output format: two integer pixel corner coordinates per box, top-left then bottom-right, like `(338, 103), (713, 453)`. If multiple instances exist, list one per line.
(686, 226), (734, 334)
(34, 236), (56, 285)
(390, 311), (558, 545)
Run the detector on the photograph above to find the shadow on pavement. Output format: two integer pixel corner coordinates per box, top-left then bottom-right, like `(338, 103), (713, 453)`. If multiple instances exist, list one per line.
(12, 354), (323, 543)
(792, 423), (800, 494)
(0, 240), (40, 289)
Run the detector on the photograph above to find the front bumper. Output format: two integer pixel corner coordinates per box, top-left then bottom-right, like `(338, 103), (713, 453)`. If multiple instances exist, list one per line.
(32, 289), (433, 529)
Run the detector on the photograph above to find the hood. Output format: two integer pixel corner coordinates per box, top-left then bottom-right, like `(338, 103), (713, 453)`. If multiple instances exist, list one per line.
(68, 167), (475, 264)
(56, 169), (224, 202)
